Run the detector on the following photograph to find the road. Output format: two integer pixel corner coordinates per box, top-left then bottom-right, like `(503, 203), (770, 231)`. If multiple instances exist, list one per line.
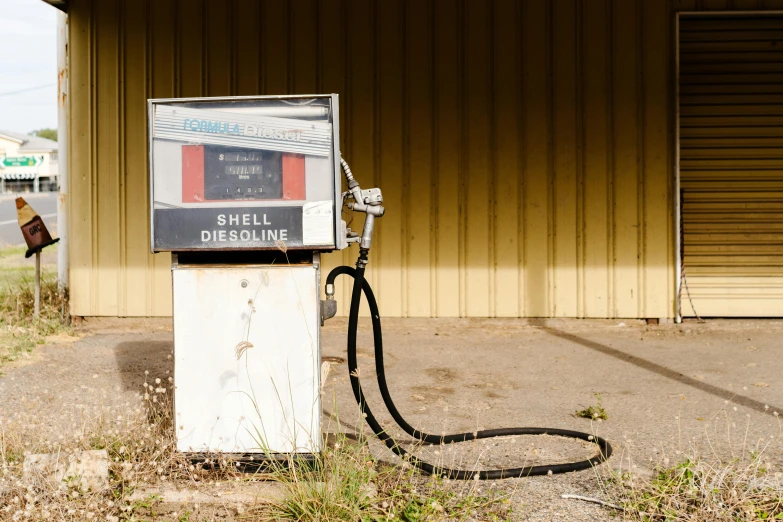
(0, 192), (58, 246)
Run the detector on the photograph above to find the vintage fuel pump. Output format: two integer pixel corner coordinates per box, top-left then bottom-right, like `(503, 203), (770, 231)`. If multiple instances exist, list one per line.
(149, 95), (342, 459)
(149, 94), (611, 478)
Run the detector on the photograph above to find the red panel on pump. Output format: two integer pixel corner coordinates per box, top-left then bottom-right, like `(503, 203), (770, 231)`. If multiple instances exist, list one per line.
(282, 154), (306, 200)
(182, 145), (205, 202)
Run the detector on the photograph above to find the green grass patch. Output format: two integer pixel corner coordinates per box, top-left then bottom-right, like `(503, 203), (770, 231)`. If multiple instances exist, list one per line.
(0, 244), (69, 368)
(0, 244), (27, 259)
(0, 243), (58, 286)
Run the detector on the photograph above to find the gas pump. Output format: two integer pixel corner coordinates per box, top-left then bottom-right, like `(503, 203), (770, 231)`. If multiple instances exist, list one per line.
(149, 94), (612, 478)
(149, 95), (341, 459)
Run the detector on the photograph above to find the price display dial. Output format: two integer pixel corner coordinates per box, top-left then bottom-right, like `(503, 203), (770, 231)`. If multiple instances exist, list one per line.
(203, 145), (283, 200)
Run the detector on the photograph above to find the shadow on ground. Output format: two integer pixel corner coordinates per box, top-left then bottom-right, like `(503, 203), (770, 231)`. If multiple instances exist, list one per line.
(114, 339), (173, 392)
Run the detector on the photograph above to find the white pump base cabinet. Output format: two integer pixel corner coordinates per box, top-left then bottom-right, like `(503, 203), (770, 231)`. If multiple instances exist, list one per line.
(172, 261), (321, 455)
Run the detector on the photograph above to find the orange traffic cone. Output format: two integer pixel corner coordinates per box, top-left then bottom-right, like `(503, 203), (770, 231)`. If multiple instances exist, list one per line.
(16, 197), (59, 258)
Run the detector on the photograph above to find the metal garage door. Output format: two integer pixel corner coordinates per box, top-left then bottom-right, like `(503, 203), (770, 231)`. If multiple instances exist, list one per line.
(679, 15), (783, 317)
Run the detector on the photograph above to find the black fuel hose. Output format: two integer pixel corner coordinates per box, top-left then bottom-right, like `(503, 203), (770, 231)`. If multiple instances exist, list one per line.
(326, 251), (612, 480)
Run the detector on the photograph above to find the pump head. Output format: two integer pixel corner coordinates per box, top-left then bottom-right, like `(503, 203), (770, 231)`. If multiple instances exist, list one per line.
(339, 159), (384, 254)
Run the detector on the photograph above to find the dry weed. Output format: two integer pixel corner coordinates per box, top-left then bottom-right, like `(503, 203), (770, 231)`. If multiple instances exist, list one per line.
(600, 409), (783, 521)
(1, 369), (514, 521)
(0, 370), (242, 521)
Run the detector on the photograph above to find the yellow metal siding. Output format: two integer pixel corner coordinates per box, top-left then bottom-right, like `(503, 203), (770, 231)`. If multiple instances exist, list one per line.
(680, 14), (783, 317)
(66, 0), (777, 319)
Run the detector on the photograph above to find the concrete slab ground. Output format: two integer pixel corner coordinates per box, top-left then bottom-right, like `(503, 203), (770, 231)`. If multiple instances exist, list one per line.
(1, 317), (781, 520)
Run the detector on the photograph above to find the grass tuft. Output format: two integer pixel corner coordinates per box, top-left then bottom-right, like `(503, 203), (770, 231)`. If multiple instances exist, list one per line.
(608, 454), (783, 521)
(600, 412), (783, 521)
(250, 431), (513, 521)
(575, 393), (608, 421)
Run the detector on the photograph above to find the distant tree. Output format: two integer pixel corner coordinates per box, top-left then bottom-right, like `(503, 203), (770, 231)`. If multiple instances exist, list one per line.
(30, 128), (57, 142)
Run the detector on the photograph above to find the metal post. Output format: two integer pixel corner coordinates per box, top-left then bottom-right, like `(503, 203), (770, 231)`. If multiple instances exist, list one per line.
(56, 11), (69, 294)
(674, 13), (682, 324)
(34, 251), (41, 319)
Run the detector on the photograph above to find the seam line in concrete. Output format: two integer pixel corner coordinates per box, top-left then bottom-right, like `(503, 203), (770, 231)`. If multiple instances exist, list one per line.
(543, 328), (782, 417)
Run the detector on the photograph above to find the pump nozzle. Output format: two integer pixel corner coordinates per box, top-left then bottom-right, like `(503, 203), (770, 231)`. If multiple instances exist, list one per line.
(340, 158), (384, 252)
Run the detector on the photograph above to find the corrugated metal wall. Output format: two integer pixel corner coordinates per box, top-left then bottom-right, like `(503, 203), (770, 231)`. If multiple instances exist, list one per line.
(66, 0), (783, 318)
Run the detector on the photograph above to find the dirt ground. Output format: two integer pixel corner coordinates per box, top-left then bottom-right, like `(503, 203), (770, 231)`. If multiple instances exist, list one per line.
(1, 317), (781, 520)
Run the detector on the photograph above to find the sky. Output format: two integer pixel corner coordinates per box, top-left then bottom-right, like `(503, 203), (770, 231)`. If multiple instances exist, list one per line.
(0, 0), (58, 135)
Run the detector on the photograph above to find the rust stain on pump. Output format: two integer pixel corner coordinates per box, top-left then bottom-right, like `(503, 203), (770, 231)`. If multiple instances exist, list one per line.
(58, 67), (67, 108)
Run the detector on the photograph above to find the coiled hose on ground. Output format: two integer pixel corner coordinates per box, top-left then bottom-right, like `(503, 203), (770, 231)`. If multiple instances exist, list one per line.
(326, 249), (612, 480)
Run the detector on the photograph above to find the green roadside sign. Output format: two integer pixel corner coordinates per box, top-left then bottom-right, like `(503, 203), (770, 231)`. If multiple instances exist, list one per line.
(1, 156), (41, 168)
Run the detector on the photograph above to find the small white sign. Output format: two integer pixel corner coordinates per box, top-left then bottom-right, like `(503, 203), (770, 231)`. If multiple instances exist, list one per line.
(302, 200), (333, 245)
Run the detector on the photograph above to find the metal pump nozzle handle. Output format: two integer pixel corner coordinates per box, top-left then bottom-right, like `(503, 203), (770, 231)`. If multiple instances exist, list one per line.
(340, 157), (385, 252)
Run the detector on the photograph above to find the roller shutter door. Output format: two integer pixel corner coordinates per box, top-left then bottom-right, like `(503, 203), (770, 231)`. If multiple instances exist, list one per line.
(679, 15), (783, 317)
